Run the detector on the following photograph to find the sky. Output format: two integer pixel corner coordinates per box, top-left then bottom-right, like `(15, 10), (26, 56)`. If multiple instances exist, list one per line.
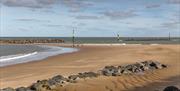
(0, 0), (180, 37)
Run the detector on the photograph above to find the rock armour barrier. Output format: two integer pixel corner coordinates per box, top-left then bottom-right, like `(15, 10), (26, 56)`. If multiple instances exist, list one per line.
(1, 60), (171, 91)
(0, 39), (64, 44)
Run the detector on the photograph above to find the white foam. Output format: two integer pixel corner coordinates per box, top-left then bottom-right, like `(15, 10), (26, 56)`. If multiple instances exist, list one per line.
(0, 52), (38, 62)
(0, 46), (78, 67)
(150, 44), (159, 45)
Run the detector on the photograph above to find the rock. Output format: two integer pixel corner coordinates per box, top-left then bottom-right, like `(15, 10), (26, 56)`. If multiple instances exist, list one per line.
(162, 64), (167, 68)
(47, 80), (57, 86)
(141, 61), (153, 70)
(16, 87), (27, 91)
(101, 66), (121, 76)
(0, 39), (65, 44)
(127, 64), (138, 72)
(77, 73), (85, 78)
(29, 80), (51, 91)
(148, 61), (167, 69)
(140, 60), (167, 70)
(68, 71), (99, 81)
(68, 75), (80, 81)
(1, 87), (15, 91)
(141, 61), (151, 67)
(25, 88), (35, 91)
(48, 75), (67, 89)
(85, 72), (99, 77)
(120, 68), (132, 74)
(29, 75), (68, 90)
(120, 65), (134, 74)
(49, 75), (67, 85)
(79, 72), (99, 78)
(163, 86), (179, 91)
(149, 61), (162, 69)
(1, 60), (168, 91)
(133, 62), (144, 72)
(113, 66), (122, 76)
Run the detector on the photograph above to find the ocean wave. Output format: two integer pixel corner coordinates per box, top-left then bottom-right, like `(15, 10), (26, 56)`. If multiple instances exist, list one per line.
(0, 52), (38, 62)
(0, 46), (78, 67)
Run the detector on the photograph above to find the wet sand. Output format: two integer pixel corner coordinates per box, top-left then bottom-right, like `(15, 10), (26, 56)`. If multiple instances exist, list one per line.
(0, 44), (180, 91)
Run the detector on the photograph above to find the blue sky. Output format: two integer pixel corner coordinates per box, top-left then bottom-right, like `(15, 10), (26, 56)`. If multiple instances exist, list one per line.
(0, 0), (180, 37)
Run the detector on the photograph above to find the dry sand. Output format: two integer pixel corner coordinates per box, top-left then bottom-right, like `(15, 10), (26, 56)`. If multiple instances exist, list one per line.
(0, 44), (180, 91)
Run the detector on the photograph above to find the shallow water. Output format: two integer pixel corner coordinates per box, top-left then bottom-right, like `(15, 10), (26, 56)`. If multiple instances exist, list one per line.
(0, 45), (47, 56)
(0, 45), (78, 67)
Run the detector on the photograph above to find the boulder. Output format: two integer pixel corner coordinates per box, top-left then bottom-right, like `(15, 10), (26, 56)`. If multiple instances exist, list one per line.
(102, 66), (118, 76)
(163, 86), (179, 91)
(29, 75), (68, 90)
(149, 61), (161, 69)
(77, 73), (85, 78)
(86, 72), (99, 77)
(0, 60), (168, 91)
(133, 62), (145, 72)
(16, 87), (27, 91)
(148, 61), (166, 69)
(68, 75), (80, 81)
(80, 72), (99, 78)
(1, 87), (15, 91)
(120, 65), (133, 74)
(29, 80), (51, 91)
(141, 60), (167, 70)
(162, 64), (167, 68)
(24, 88), (35, 91)
(49, 75), (67, 85)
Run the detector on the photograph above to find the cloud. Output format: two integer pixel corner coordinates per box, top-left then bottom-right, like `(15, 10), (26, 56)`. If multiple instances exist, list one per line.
(145, 4), (161, 9)
(44, 24), (62, 27)
(102, 10), (137, 20)
(16, 19), (50, 22)
(1, 0), (94, 12)
(167, 0), (180, 4)
(18, 28), (31, 31)
(75, 15), (101, 20)
(1, 0), (58, 8)
(77, 23), (86, 26)
(42, 9), (56, 13)
(160, 21), (180, 29)
(61, 0), (94, 12)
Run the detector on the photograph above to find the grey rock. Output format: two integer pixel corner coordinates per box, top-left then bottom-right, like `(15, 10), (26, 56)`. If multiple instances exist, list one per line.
(162, 64), (167, 68)
(1, 60), (168, 91)
(133, 62), (144, 72)
(1, 87), (15, 91)
(48, 75), (67, 85)
(120, 65), (133, 74)
(141, 60), (167, 70)
(68, 75), (80, 81)
(29, 75), (68, 91)
(79, 72), (99, 78)
(16, 87), (27, 91)
(25, 88), (35, 91)
(77, 73), (85, 78)
(163, 86), (179, 91)
(29, 80), (51, 91)
(149, 61), (163, 69)
(102, 66), (120, 76)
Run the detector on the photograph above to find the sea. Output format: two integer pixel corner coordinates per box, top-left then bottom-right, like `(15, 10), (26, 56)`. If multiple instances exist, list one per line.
(0, 44), (78, 67)
(0, 37), (179, 67)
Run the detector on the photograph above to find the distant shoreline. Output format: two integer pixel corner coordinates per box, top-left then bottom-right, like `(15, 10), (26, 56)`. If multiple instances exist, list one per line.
(1, 37), (180, 44)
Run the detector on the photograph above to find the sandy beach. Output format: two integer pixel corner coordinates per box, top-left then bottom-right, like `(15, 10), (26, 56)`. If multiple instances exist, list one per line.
(0, 44), (180, 91)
